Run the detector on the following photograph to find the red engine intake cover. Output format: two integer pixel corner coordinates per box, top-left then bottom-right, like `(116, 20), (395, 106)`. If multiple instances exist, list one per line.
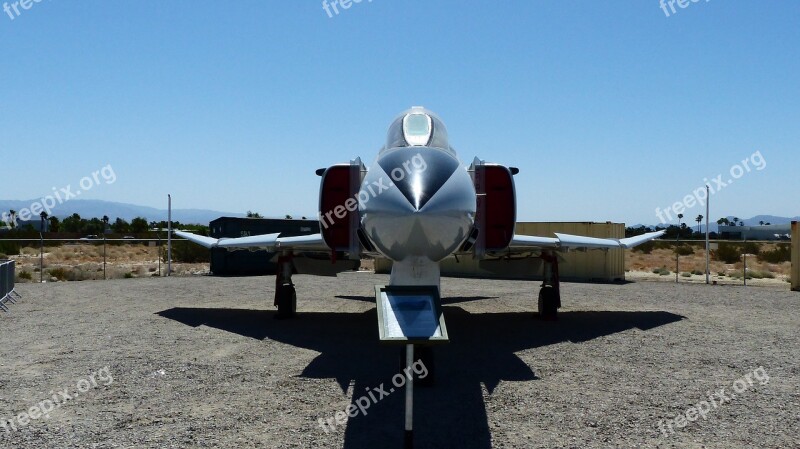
(474, 164), (516, 252)
(319, 163), (361, 252)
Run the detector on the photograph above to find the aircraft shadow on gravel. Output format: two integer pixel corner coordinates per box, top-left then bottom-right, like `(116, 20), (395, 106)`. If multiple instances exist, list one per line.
(157, 304), (684, 449)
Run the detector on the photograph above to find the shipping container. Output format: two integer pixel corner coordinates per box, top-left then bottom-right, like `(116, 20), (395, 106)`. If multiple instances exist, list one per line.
(208, 217), (319, 275)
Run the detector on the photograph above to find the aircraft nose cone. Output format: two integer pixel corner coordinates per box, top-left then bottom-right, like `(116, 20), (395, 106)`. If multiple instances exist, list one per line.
(360, 151), (477, 262)
(377, 148), (459, 210)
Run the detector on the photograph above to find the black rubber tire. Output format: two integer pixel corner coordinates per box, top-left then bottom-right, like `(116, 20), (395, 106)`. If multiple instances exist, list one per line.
(275, 283), (296, 319)
(538, 286), (559, 320)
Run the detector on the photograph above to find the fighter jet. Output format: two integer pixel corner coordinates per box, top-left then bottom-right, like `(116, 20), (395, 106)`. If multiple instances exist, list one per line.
(175, 107), (664, 320)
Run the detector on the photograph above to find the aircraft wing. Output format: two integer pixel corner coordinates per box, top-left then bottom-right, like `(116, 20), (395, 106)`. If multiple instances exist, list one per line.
(508, 230), (665, 251)
(173, 230), (330, 252)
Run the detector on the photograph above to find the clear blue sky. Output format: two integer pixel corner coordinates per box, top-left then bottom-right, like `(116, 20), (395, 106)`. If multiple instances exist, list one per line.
(1, 1), (798, 225)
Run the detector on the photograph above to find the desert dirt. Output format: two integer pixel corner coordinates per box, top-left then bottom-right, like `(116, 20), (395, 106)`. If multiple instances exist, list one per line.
(0, 273), (797, 448)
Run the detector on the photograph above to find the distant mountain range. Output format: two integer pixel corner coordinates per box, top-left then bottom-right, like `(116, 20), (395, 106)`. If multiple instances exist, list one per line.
(631, 215), (800, 233)
(0, 199), (245, 225)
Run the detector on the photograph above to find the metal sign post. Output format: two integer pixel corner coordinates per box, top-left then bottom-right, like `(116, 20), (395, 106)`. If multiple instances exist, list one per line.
(375, 285), (449, 449)
(404, 343), (414, 449)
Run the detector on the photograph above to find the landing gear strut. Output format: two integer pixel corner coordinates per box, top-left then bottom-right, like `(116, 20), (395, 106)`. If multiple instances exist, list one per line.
(274, 253), (296, 319)
(538, 251), (561, 320)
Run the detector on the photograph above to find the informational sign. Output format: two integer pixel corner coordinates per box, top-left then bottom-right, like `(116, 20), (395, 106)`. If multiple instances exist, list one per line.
(375, 286), (449, 343)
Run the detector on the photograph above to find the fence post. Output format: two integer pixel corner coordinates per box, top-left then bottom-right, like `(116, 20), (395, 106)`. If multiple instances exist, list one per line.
(0, 261), (9, 311)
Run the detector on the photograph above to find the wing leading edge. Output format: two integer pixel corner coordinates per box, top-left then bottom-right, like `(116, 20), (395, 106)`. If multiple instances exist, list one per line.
(509, 230), (665, 251)
(173, 231), (329, 252)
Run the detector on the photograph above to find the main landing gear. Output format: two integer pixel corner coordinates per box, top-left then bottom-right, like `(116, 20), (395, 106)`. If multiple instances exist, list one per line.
(538, 251), (561, 320)
(274, 253), (296, 319)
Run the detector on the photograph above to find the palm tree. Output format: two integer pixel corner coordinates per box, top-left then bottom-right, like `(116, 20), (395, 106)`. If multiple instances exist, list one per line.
(8, 210), (16, 229)
(677, 214), (684, 239)
(717, 217), (729, 226)
(732, 217), (739, 226)
(759, 221), (764, 226)
(40, 211), (48, 232)
(696, 215), (703, 234)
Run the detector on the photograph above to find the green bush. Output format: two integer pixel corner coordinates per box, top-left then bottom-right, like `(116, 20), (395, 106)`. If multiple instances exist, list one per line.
(163, 241), (210, 263)
(758, 244), (791, 263)
(0, 241), (20, 256)
(652, 267), (670, 276)
(713, 243), (741, 264)
(743, 242), (761, 256)
(748, 270), (776, 279)
(18, 271), (32, 280)
(48, 267), (69, 281)
(681, 272), (692, 277)
(691, 269), (704, 275)
(632, 241), (654, 254)
(124, 272), (134, 279)
(654, 241), (674, 250)
(675, 245), (695, 256)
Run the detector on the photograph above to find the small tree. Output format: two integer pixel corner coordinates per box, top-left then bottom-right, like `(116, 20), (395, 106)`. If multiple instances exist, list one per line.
(130, 217), (149, 234)
(62, 213), (83, 233)
(112, 218), (130, 234)
(48, 216), (60, 233)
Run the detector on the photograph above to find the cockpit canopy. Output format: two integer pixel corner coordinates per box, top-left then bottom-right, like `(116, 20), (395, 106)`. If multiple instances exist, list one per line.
(385, 107), (450, 151)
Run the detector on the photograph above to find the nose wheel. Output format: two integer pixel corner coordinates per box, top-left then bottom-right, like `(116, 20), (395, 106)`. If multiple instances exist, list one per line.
(538, 252), (561, 320)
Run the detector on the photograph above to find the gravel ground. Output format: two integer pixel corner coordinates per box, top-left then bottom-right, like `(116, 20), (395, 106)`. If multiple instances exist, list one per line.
(0, 274), (798, 448)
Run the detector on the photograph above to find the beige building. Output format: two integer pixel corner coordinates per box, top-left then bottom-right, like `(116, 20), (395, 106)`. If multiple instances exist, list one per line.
(375, 222), (627, 282)
(792, 222), (799, 292)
